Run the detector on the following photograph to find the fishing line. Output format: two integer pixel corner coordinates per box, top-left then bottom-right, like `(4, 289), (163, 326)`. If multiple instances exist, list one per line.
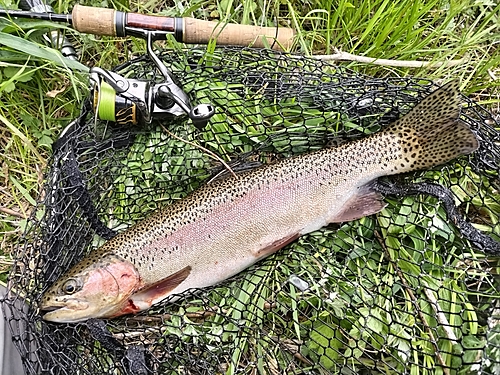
(96, 81), (117, 122)
(160, 124), (237, 179)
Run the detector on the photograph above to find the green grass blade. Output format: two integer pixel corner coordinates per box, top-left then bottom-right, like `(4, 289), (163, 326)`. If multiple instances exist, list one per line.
(0, 31), (88, 72)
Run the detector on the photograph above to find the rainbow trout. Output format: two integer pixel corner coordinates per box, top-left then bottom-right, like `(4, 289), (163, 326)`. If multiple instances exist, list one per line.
(40, 81), (478, 323)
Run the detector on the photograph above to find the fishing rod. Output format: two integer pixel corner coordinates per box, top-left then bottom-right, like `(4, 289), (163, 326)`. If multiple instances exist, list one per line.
(17, 0), (78, 59)
(1, 5), (295, 126)
(0, 5), (295, 50)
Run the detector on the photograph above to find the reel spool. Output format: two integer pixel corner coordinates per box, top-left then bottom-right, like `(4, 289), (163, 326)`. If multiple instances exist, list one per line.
(91, 69), (150, 126)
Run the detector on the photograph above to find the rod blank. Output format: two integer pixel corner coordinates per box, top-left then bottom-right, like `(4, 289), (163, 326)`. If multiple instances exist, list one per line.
(0, 9), (71, 23)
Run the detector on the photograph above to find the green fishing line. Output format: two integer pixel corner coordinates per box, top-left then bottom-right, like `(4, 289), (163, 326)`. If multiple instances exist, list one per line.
(97, 81), (116, 122)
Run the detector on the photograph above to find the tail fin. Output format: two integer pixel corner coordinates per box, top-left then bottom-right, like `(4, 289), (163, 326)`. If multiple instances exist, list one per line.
(387, 80), (478, 173)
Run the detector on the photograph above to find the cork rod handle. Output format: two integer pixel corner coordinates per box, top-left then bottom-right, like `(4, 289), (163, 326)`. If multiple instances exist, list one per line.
(72, 5), (117, 36)
(71, 5), (294, 50)
(181, 18), (294, 50)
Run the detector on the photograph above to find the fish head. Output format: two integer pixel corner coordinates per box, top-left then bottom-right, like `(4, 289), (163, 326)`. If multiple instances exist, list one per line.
(40, 254), (141, 323)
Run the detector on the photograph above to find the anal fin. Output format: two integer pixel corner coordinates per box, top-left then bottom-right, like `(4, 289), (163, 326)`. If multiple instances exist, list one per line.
(330, 183), (386, 223)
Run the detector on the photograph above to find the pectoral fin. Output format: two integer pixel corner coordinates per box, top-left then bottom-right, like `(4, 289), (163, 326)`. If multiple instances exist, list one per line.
(330, 184), (386, 223)
(130, 266), (192, 308)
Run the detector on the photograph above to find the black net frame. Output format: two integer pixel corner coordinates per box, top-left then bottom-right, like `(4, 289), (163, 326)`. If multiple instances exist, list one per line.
(2, 46), (500, 375)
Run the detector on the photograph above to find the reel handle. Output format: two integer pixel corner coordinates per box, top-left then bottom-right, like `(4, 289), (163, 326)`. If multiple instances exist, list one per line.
(71, 5), (294, 50)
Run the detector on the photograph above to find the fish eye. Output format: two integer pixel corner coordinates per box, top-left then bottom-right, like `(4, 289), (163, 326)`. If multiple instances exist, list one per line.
(62, 279), (80, 295)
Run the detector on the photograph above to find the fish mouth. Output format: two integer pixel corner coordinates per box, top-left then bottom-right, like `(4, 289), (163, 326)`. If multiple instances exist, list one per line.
(40, 305), (62, 312)
(39, 299), (89, 313)
(41, 301), (92, 323)
(42, 308), (80, 323)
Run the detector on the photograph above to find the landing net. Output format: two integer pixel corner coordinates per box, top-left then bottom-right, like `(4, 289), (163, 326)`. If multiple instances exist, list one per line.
(3, 47), (500, 375)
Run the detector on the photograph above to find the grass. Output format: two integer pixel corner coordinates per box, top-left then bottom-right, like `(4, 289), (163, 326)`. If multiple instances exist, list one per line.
(0, 0), (499, 373)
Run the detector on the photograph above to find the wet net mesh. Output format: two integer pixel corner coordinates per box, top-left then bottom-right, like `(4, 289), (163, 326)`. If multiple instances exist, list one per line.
(3, 47), (500, 374)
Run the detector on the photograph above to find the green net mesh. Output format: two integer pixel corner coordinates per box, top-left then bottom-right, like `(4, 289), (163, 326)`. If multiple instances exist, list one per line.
(3, 47), (500, 375)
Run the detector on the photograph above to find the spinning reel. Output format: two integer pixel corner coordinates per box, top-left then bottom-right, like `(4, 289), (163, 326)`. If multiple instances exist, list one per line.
(89, 31), (215, 128)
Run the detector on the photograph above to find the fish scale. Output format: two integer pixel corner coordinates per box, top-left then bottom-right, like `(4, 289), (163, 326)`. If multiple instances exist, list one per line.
(40, 80), (479, 323)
